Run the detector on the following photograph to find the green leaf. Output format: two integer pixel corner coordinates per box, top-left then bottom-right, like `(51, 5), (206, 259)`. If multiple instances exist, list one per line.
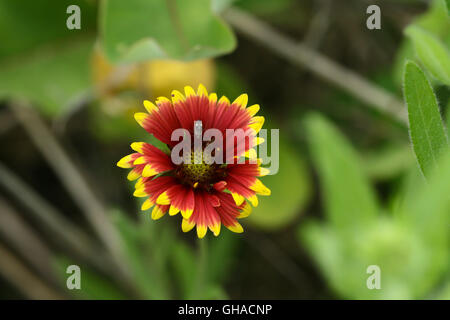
(0, 37), (93, 116)
(405, 25), (450, 86)
(0, 0), (96, 60)
(100, 0), (236, 63)
(304, 114), (378, 233)
(403, 61), (449, 177)
(0, 0), (97, 116)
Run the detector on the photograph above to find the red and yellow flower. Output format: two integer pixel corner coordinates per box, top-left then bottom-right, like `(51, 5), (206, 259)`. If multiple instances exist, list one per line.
(117, 84), (270, 238)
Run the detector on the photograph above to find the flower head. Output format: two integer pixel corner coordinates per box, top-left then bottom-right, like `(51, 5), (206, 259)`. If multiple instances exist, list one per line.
(117, 84), (270, 238)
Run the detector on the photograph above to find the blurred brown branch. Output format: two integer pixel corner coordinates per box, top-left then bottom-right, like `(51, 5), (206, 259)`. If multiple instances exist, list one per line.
(224, 7), (408, 125)
(0, 109), (16, 135)
(303, 0), (332, 49)
(0, 242), (63, 299)
(0, 162), (110, 274)
(0, 196), (56, 285)
(9, 101), (132, 283)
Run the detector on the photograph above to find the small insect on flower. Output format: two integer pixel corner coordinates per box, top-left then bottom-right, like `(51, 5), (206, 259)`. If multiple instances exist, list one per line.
(117, 84), (271, 238)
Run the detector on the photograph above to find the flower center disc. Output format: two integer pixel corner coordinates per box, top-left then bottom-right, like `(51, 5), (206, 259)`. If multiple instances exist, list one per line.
(179, 150), (221, 186)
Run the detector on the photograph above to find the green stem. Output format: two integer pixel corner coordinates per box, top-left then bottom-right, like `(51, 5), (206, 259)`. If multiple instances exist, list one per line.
(192, 237), (208, 299)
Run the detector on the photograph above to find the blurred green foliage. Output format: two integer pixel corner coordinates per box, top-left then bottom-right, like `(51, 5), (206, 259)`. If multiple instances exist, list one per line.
(0, 0), (96, 116)
(393, 0), (450, 86)
(445, 0), (450, 15)
(299, 114), (449, 299)
(0, 37), (93, 116)
(1, 0), (449, 301)
(100, 0), (236, 63)
(248, 138), (311, 230)
(53, 209), (238, 299)
(54, 256), (127, 300)
(300, 1), (450, 298)
(406, 26), (450, 86)
(362, 144), (414, 181)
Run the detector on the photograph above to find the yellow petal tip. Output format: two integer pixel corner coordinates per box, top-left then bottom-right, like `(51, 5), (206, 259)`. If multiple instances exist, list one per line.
(156, 192), (170, 205)
(182, 219), (196, 232)
(197, 84), (208, 97)
(197, 225), (208, 238)
(143, 100), (158, 114)
(227, 222), (243, 233)
(130, 142), (145, 153)
(151, 206), (165, 220)
(233, 93), (248, 109)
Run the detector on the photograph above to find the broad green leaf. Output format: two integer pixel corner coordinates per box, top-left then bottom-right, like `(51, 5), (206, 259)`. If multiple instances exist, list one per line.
(0, 0), (96, 60)
(444, 0), (450, 16)
(0, 0), (97, 116)
(405, 25), (450, 86)
(305, 114), (378, 232)
(403, 61), (449, 177)
(0, 37), (93, 116)
(100, 0), (236, 63)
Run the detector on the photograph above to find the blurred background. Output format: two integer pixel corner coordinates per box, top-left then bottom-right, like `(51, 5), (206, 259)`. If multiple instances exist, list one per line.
(0, 0), (449, 299)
